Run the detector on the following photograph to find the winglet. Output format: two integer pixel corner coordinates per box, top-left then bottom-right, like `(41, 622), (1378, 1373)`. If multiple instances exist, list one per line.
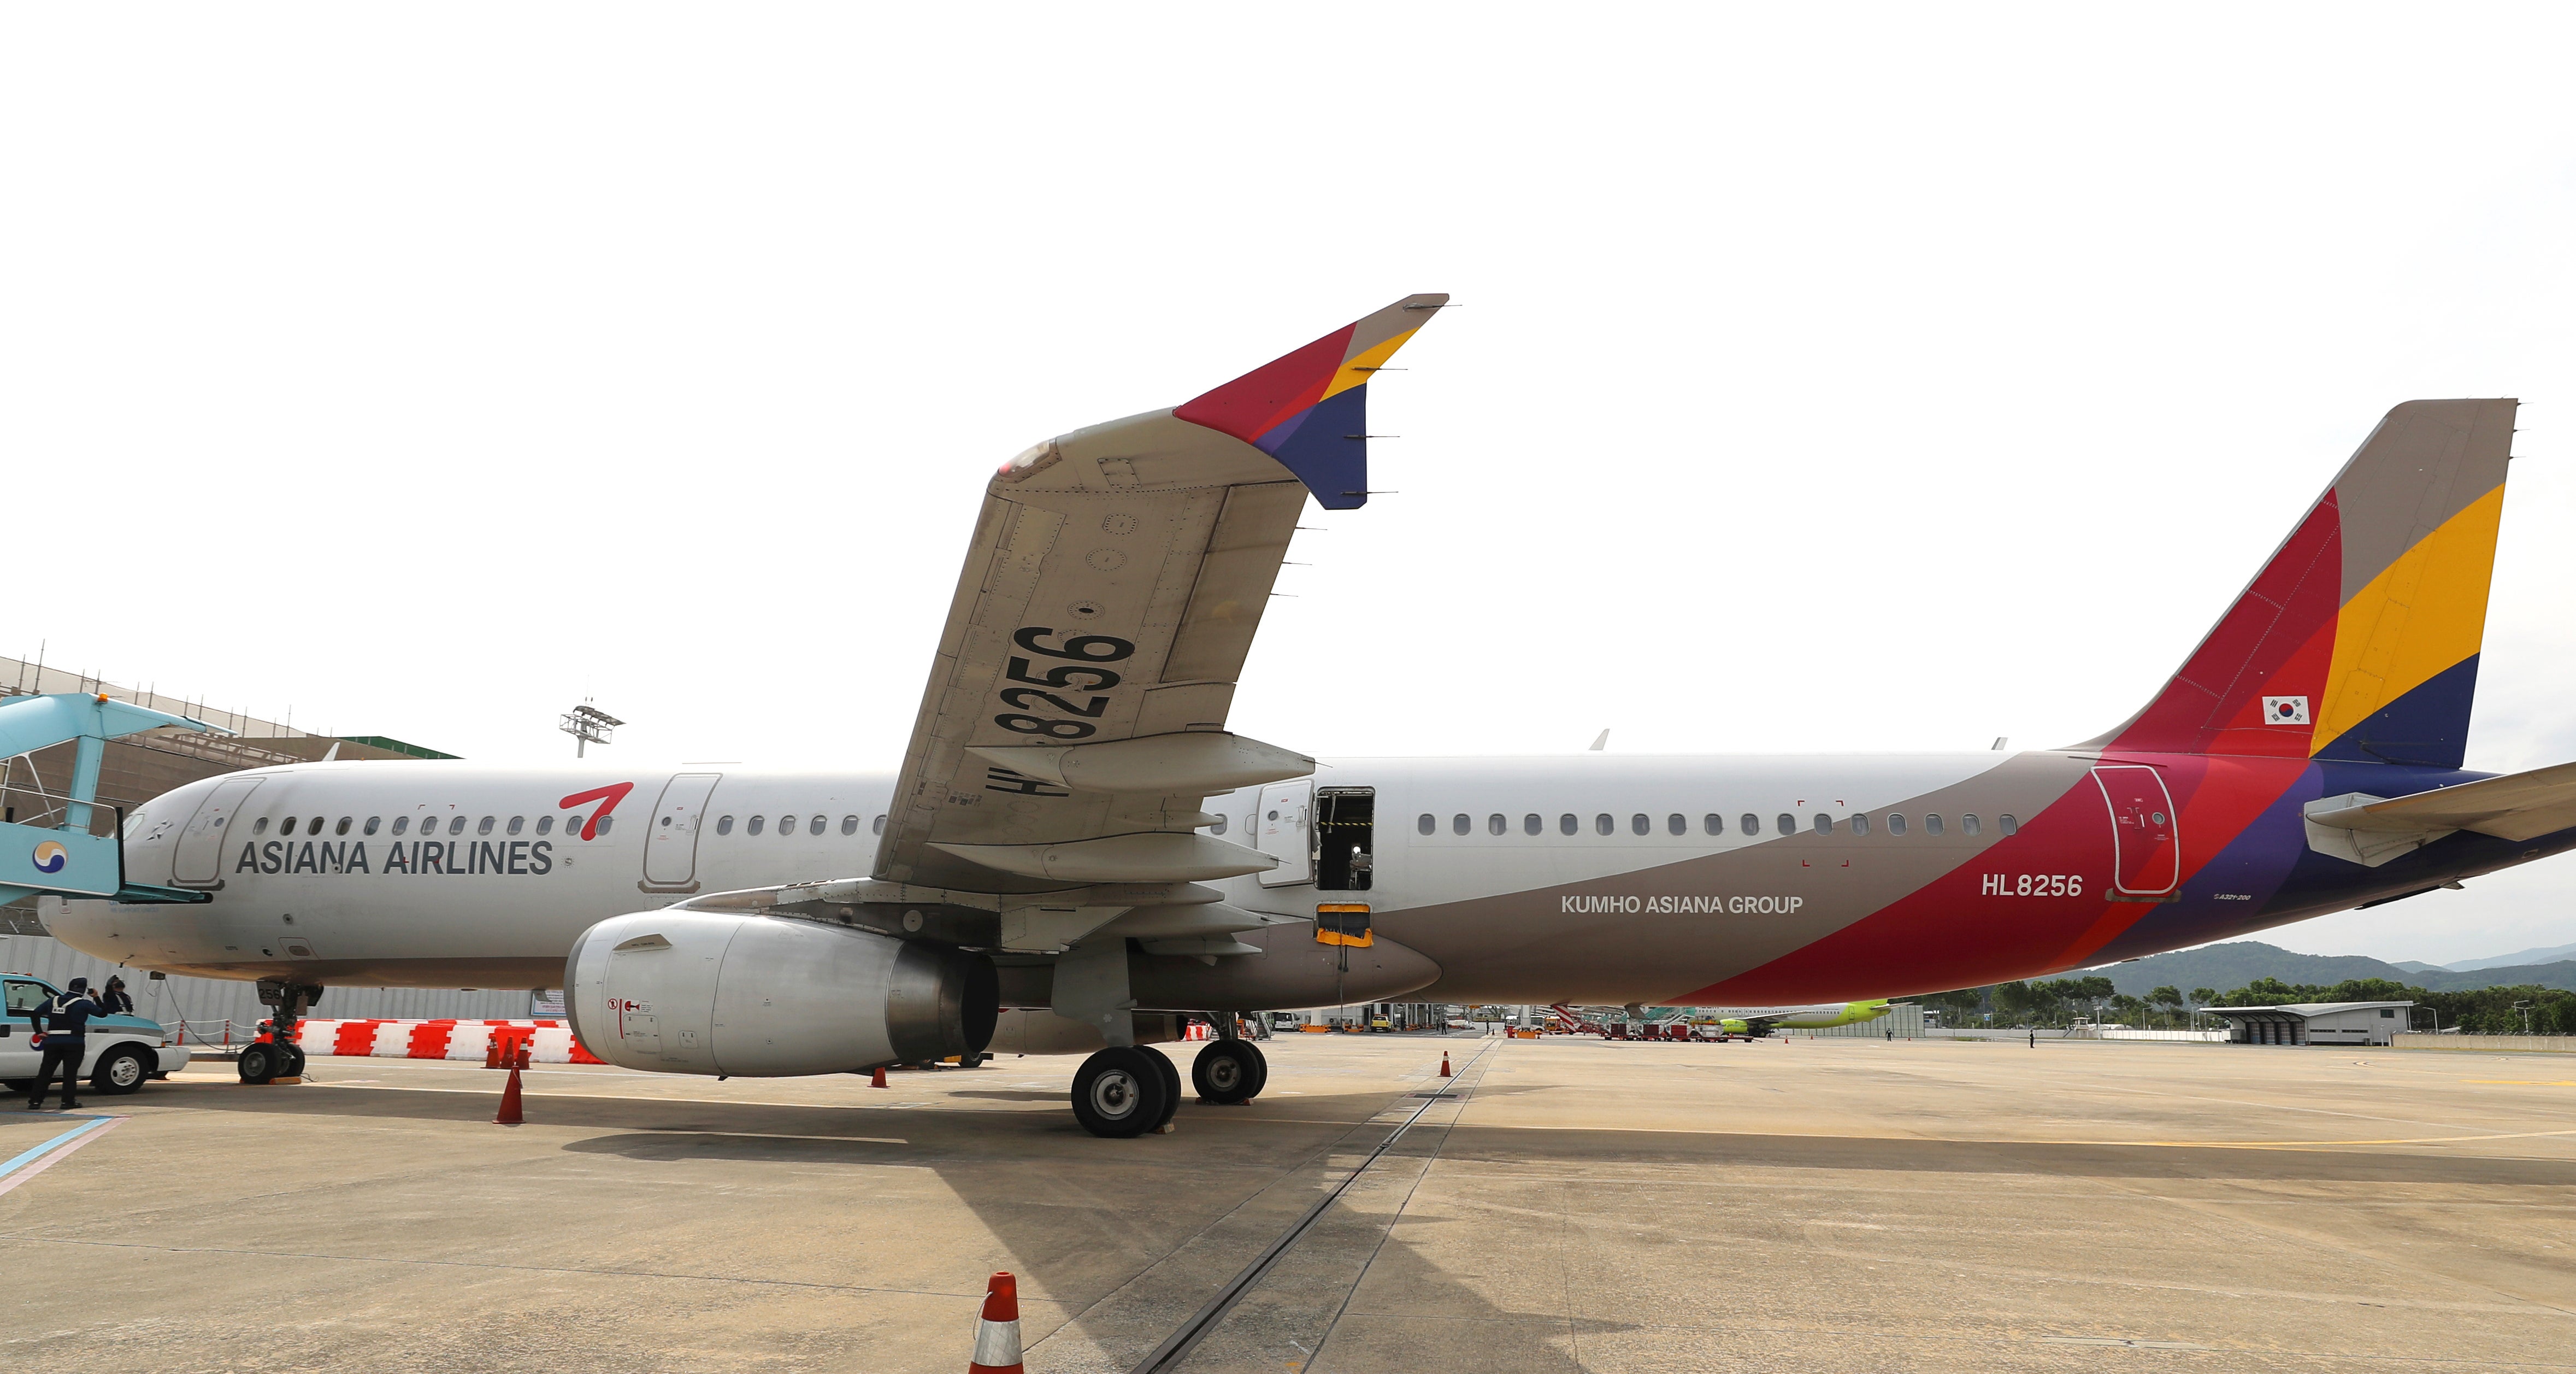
(1173, 293), (1448, 509)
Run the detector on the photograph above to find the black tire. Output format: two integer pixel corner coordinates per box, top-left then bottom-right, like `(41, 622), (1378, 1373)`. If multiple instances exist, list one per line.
(237, 1041), (279, 1085)
(1148, 1047), (1182, 1128)
(1191, 1040), (1268, 1104)
(1, 1079), (29, 1095)
(1070, 1047), (1171, 1138)
(958, 1051), (989, 1068)
(277, 1043), (308, 1078)
(91, 1045), (152, 1096)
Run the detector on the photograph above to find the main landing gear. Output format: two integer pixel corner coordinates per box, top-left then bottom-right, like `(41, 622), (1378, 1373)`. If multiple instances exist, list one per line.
(1068, 1019), (1272, 1138)
(1190, 1036), (1267, 1106)
(238, 978), (321, 1085)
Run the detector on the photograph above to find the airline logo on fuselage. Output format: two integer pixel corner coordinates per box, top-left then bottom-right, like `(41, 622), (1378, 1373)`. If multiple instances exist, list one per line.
(229, 783), (635, 879)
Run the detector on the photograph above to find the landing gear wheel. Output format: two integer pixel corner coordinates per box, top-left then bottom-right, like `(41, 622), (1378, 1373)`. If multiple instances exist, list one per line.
(91, 1047), (151, 1096)
(277, 1043), (307, 1078)
(1148, 1049), (1182, 1130)
(958, 1052), (989, 1069)
(1191, 1038), (1268, 1104)
(1070, 1046), (1173, 1138)
(237, 1042), (280, 1085)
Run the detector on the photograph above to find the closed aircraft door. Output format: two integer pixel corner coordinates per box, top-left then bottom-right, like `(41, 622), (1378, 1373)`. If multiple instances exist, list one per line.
(1255, 779), (1313, 888)
(172, 777), (264, 886)
(2091, 765), (2179, 896)
(641, 772), (722, 892)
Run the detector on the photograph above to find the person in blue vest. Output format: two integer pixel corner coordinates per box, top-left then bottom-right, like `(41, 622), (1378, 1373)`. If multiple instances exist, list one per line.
(26, 977), (102, 1111)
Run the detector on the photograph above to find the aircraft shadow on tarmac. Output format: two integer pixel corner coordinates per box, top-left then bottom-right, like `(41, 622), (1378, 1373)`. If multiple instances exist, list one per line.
(132, 1076), (2576, 1369)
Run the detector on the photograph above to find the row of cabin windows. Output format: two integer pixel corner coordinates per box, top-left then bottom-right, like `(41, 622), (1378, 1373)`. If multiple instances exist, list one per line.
(253, 813), (616, 838)
(710, 814), (888, 837)
(1415, 811), (2018, 838)
(246, 813), (895, 839)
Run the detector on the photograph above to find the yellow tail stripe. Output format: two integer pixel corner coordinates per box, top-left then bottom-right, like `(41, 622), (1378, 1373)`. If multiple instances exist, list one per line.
(2312, 483), (2506, 752)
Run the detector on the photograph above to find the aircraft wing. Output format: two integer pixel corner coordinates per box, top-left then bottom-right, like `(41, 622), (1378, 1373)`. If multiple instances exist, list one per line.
(2304, 760), (2576, 842)
(874, 295), (1448, 902)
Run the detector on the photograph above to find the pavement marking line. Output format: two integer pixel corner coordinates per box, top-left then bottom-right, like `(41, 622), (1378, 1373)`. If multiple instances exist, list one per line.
(1124, 1038), (1503, 1374)
(2466, 1079), (2576, 1087)
(1434, 1119), (2576, 1152)
(0, 1115), (123, 1197)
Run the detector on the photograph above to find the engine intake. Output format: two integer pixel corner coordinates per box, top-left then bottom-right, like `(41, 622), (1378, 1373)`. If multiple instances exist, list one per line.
(566, 911), (997, 1076)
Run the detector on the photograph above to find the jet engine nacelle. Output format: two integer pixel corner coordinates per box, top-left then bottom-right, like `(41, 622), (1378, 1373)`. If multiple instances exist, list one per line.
(565, 911), (998, 1076)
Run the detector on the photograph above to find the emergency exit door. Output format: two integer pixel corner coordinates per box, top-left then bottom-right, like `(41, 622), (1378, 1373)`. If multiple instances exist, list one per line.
(2091, 765), (2179, 896)
(640, 772), (722, 892)
(1255, 779), (1312, 888)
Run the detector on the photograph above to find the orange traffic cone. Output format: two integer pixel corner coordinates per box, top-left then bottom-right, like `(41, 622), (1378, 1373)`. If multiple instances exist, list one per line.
(871, 1066), (889, 1089)
(1440, 1053), (1453, 1077)
(495, 1063), (525, 1126)
(967, 1271), (1023, 1373)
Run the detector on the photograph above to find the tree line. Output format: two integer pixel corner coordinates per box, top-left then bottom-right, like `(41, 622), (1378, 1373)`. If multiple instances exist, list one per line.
(1909, 977), (2575, 1034)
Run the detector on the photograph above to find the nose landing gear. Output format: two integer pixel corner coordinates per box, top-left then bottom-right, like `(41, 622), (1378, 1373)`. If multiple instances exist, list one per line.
(238, 979), (322, 1085)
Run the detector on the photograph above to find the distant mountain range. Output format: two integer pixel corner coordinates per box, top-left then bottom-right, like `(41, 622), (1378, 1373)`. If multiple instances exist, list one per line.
(2441, 940), (2576, 972)
(2083, 941), (2576, 997)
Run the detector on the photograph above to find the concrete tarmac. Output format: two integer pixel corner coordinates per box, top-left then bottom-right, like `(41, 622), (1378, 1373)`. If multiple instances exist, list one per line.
(1, 1034), (2571, 1371)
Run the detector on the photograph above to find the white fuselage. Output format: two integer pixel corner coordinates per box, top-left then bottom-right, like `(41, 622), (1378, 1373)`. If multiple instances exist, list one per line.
(52, 751), (2029, 998)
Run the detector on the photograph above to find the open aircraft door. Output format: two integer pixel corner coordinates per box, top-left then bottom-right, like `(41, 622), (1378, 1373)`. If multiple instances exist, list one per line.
(172, 777), (263, 887)
(640, 772), (722, 893)
(1254, 779), (1312, 888)
(2091, 765), (2179, 897)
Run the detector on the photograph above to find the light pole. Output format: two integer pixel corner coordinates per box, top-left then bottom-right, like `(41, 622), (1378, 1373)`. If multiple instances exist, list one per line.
(559, 701), (623, 758)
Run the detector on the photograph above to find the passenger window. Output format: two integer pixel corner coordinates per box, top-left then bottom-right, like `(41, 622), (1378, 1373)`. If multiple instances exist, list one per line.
(873, 814), (886, 835)
(1887, 813), (1907, 836)
(363, 817), (380, 836)
(777, 815), (795, 836)
(1774, 813), (1793, 837)
(1705, 813), (1723, 836)
(280, 816), (297, 835)
(1741, 813), (1760, 836)
(1962, 813), (1982, 836)
(255, 817), (272, 836)
(1850, 813), (1870, 836)
(1523, 814), (1542, 836)
(304, 816), (322, 835)
(1594, 813), (1613, 836)
(810, 815), (826, 836)
(1814, 814), (1834, 835)
(841, 815), (858, 836)
(1999, 813), (2019, 836)
(508, 817), (525, 835)
(1452, 813), (1470, 836)
(1487, 814), (1505, 836)
(477, 817), (496, 836)
(563, 815), (582, 835)
(535, 815), (552, 836)
(1418, 813), (1436, 836)
(334, 817), (352, 836)
(1925, 813), (1946, 837)
(1209, 814), (1228, 836)
(1559, 813), (1578, 836)
(748, 815), (765, 835)
(449, 817), (467, 836)
(391, 816), (409, 836)
(595, 817), (613, 835)
(1667, 813), (1685, 836)
(716, 815), (733, 836)
(1630, 813), (1649, 836)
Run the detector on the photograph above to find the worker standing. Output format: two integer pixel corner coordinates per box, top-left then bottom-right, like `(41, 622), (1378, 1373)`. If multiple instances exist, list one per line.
(27, 977), (103, 1111)
(98, 976), (135, 1015)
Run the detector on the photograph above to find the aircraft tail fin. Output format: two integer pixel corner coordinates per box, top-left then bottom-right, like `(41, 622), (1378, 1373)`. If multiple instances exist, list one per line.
(2085, 399), (2516, 768)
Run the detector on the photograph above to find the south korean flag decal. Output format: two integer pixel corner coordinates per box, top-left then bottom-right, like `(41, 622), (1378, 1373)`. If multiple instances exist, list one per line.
(2262, 695), (2311, 725)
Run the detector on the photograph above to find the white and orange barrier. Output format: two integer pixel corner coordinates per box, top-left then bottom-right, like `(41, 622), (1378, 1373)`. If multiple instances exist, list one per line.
(290, 1018), (607, 1066)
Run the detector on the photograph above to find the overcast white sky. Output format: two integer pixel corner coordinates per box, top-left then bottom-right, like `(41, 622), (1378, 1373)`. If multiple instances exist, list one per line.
(8, 6), (2575, 966)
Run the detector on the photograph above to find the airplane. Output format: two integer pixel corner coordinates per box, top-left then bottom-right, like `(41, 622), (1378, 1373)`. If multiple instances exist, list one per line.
(48, 294), (2576, 1138)
(1705, 999), (1894, 1036)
